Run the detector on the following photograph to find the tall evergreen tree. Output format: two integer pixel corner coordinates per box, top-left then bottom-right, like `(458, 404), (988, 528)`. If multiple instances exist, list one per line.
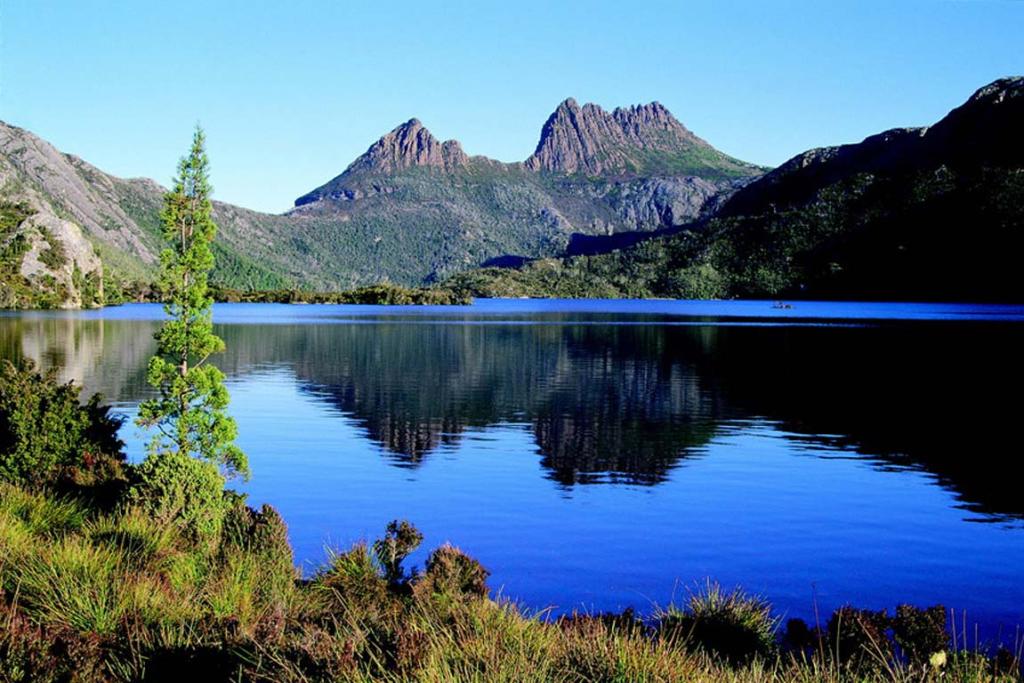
(136, 127), (248, 480)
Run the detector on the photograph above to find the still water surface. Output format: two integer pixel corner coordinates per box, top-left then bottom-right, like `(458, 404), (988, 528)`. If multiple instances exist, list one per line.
(3, 300), (1023, 638)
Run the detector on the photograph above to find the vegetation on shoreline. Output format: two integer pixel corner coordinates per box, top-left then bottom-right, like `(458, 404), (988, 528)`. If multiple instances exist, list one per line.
(0, 329), (1021, 681)
(209, 283), (470, 306)
(96, 281), (471, 307)
(1, 403), (1022, 682)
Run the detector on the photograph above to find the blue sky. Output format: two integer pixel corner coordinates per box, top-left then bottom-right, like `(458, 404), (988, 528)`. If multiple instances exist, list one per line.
(1, 0), (1021, 213)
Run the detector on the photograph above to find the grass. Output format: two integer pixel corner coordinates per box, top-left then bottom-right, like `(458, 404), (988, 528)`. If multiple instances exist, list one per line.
(1, 480), (1021, 682)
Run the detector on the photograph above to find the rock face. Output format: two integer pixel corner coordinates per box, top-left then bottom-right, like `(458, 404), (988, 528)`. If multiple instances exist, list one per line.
(295, 119), (471, 206)
(347, 119), (469, 174)
(0, 121), (159, 264)
(527, 100), (687, 175)
(0, 125), (106, 307)
(610, 176), (726, 228)
(0, 121), (323, 295)
(0, 196), (103, 309)
(524, 99), (759, 179)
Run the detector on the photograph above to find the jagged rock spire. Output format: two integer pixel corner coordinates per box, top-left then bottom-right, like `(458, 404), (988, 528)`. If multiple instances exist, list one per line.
(525, 99), (705, 175)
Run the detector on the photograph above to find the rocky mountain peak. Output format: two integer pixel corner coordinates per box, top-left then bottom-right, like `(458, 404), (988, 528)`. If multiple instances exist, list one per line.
(345, 118), (469, 175)
(525, 99), (713, 176)
(612, 101), (676, 128)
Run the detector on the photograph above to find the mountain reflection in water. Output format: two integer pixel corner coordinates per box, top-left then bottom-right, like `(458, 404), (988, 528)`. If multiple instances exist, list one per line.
(3, 305), (1021, 520)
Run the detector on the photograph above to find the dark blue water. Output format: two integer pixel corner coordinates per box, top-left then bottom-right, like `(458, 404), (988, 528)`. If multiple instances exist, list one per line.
(3, 299), (1023, 640)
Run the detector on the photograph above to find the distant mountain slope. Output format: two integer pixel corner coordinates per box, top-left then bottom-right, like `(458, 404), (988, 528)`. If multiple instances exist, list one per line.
(447, 77), (1024, 302)
(0, 121), (309, 299)
(288, 101), (762, 283)
(1, 98), (763, 303)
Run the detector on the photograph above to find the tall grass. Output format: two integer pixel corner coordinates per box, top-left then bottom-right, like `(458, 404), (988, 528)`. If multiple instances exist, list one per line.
(1, 480), (1021, 682)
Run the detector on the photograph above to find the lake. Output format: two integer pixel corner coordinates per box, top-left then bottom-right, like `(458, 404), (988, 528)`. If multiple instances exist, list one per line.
(3, 299), (1023, 641)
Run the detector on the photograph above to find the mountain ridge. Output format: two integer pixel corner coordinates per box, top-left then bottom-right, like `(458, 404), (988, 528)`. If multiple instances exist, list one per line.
(2, 95), (759, 305)
(444, 76), (1024, 302)
(293, 98), (758, 209)
(11, 77), (1020, 308)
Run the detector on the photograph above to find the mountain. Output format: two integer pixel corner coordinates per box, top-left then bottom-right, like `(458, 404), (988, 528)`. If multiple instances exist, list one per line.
(525, 99), (758, 179)
(1, 100), (762, 306)
(0, 120), (319, 306)
(288, 101), (762, 284)
(447, 77), (1024, 302)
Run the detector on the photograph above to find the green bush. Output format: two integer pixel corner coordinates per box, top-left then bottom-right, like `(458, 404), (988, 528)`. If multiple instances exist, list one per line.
(658, 582), (778, 664)
(373, 519), (423, 587)
(221, 497), (297, 600)
(128, 450), (228, 542)
(316, 541), (391, 617)
(413, 544), (489, 602)
(0, 360), (125, 490)
(37, 228), (68, 270)
(893, 604), (947, 666)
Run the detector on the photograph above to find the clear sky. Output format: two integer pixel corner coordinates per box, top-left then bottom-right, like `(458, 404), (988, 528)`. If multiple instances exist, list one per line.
(1, 0), (1021, 213)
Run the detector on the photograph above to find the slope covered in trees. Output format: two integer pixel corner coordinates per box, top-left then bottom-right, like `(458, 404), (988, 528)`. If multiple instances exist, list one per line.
(447, 77), (1024, 302)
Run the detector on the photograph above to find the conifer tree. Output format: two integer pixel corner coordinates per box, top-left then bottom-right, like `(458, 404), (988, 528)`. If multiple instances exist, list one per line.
(136, 127), (248, 480)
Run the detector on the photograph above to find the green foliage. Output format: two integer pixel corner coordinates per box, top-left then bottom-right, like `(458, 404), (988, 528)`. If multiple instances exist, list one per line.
(135, 127), (248, 481)
(211, 281), (471, 305)
(413, 544), (490, 602)
(128, 449), (229, 542)
(316, 542), (392, 618)
(447, 165), (1024, 302)
(0, 200), (33, 240)
(71, 264), (103, 308)
(0, 359), (125, 489)
(0, 201), (39, 309)
(658, 582), (779, 665)
(100, 273), (155, 305)
(0, 490), (1019, 681)
(892, 604), (947, 666)
(210, 240), (293, 291)
(373, 519), (424, 586)
(221, 497), (296, 592)
(14, 536), (133, 635)
(36, 228), (67, 270)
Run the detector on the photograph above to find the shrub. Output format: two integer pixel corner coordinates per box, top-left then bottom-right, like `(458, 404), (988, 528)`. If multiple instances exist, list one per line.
(0, 360), (125, 490)
(893, 604), (947, 666)
(658, 582), (778, 665)
(207, 500), (297, 633)
(781, 617), (820, 657)
(87, 506), (179, 571)
(37, 228), (68, 270)
(128, 450), (228, 543)
(14, 536), (128, 635)
(316, 542), (391, 617)
(222, 497), (295, 578)
(827, 606), (892, 668)
(413, 544), (489, 603)
(372, 519), (423, 587)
